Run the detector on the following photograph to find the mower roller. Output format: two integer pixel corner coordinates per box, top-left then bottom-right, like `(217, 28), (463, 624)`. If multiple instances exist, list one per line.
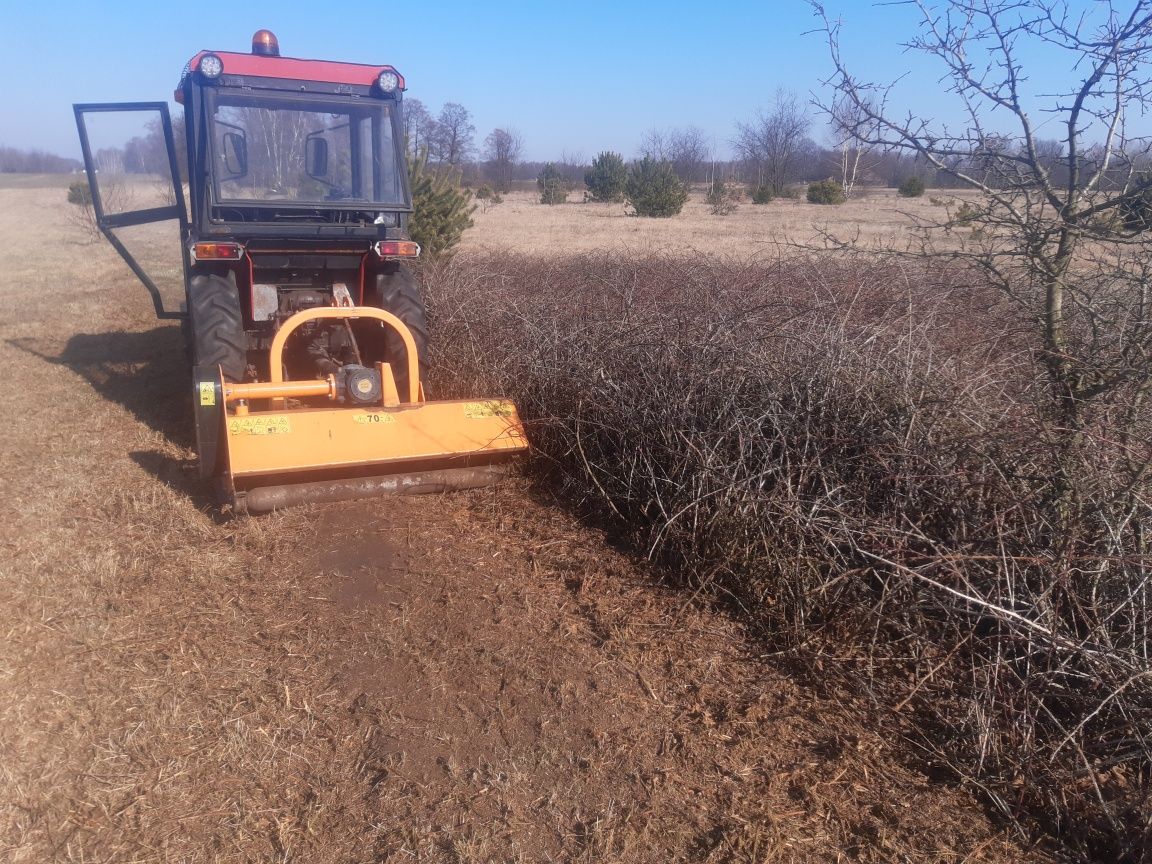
(74, 30), (526, 512)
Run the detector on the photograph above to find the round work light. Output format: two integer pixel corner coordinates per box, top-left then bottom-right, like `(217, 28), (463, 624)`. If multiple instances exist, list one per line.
(377, 71), (399, 93)
(199, 54), (224, 79)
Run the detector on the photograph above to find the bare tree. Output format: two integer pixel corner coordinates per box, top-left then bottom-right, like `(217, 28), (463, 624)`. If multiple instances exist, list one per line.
(815, 0), (1152, 440)
(641, 126), (711, 184)
(219, 106), (312, 193)
(430, 102), (474, 167)
(827, 95), (882, 197)
(120, 116), (187, 180)
(403, 98), (433, 160)
(639, 128), (664, 161)
(556, 150), (589, 187)
(482, 127), (523, 192)
(94, 146), (125, 174)
(558, 149), (586, 170)
(733, 89), (812, 194)
(1029, 137), (1070, 188)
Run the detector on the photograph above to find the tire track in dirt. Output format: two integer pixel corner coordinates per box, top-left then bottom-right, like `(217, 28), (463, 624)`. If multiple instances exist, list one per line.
(264, 492), (1055, 862)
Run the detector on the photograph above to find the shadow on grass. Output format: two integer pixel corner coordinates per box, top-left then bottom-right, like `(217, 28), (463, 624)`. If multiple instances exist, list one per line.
(5, 326), (221, 512)
(8, 325), (191, 447)
(126, 449), (220, 514)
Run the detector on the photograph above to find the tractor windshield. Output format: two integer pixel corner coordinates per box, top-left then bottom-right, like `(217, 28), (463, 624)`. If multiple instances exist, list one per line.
(208, 92), (406, 209)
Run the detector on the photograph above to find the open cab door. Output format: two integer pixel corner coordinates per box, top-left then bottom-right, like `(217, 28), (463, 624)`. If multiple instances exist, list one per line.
(73, 102), (190, 320)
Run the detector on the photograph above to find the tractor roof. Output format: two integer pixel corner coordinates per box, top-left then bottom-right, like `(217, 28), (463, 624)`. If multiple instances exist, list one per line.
(175, 32), (404, 102)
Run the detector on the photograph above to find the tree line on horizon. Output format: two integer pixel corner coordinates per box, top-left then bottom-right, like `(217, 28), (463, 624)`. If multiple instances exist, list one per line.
(7, 89), (1070, 200)
(402, 91), (1082, 199)
(0, 145), (80, 174)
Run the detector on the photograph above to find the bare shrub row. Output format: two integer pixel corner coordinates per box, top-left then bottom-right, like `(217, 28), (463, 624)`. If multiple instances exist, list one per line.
(423, 251), (1151, 861)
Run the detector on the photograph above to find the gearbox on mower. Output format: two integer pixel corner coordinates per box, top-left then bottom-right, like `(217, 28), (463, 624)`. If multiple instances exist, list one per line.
(74, 30), (526, 512)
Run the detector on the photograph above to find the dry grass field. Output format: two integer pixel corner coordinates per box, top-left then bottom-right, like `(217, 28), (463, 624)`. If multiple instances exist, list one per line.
(0, 177), (1056, 862)
(461, 187), (973, 256)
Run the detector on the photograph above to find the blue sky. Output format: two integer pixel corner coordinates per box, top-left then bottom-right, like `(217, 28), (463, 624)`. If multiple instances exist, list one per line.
(0, 0), (1109, 161)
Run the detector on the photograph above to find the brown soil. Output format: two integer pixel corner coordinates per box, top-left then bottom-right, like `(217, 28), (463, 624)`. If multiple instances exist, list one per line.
(0, 181), (1056, 862)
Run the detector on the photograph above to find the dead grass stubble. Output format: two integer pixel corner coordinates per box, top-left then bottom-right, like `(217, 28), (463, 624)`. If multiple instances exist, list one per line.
(423, 251), (1152, 862)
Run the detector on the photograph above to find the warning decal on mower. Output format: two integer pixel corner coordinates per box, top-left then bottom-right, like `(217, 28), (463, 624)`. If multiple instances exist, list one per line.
(353, 412), (397, 425)
(199, 382), (216, 407)
(228, 416), (292, 435)
(464, 401), (515, 419)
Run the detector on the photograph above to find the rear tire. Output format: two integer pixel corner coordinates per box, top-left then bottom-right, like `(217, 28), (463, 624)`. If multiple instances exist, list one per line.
(188, 270), (246, 382)
(372, 264), (429, 398)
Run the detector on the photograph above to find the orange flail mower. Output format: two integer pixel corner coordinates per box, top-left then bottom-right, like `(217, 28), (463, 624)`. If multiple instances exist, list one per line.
(75, 31), (527, 512)
(193, 306), (526, 512)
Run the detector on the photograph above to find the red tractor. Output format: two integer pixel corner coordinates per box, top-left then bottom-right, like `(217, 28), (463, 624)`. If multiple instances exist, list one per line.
(74, 31), (525, 512)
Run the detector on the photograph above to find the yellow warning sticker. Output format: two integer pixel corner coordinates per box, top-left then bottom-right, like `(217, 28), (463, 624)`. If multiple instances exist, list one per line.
(198, 381), (216, 407)
(464, 401), (515, 419)
(353, 412), (397, 425)
(228, 415), (291, 435)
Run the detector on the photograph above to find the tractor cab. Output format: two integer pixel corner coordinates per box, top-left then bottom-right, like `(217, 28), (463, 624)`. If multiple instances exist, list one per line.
(176, 29), (413, 241)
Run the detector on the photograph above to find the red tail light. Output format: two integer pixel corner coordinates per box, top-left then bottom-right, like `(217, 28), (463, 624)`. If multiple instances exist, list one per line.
(374, 240), (420, 259)
(191, 242), (244, 261)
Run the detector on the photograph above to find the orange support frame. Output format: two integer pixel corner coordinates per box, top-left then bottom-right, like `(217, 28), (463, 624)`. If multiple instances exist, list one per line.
(267, 306), (422, 403)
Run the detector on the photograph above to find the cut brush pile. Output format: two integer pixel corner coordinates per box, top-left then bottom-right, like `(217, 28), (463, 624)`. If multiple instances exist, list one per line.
(425, 251), (1152, 862)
